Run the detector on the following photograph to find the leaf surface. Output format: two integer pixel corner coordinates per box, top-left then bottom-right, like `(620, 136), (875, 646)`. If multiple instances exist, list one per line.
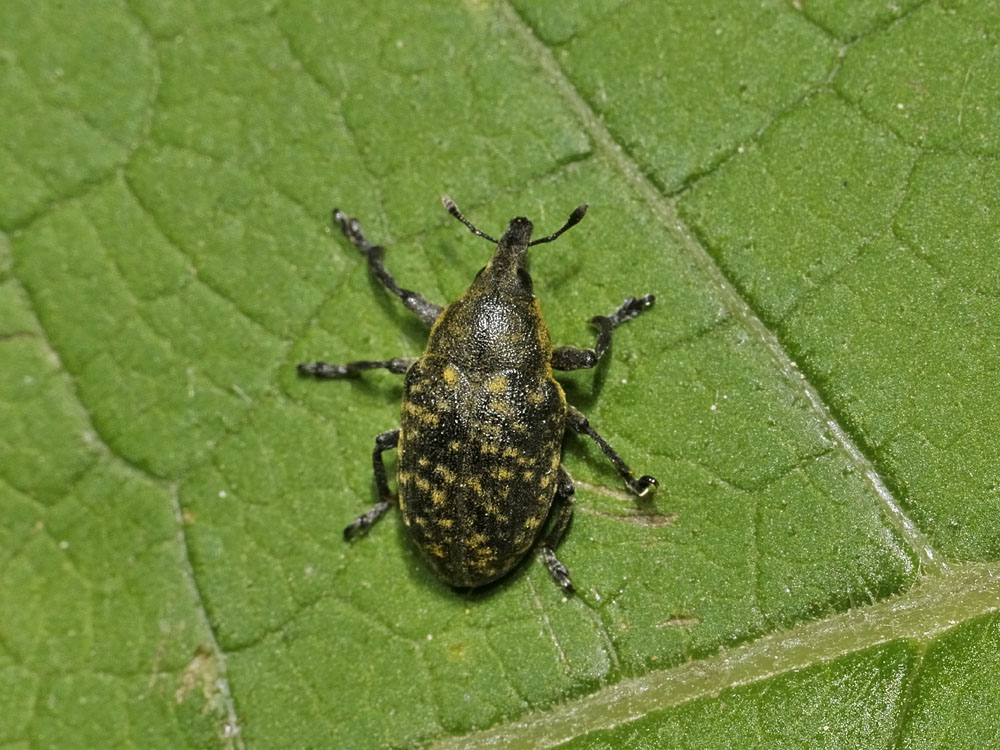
(2, 1), (998, 747)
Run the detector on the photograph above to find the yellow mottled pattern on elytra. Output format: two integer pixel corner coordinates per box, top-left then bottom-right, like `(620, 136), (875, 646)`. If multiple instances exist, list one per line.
(403, 401), (440, 426)
(391, 263), (571, 587)
(398, 363), (565, 582)
(434, 465), (457, 483)
(488, 398), (513, 416)
(487, 374), (509, 393)
(525, 388), (546, 405)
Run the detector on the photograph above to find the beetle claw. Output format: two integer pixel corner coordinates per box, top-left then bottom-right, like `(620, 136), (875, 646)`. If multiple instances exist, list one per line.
(630, 475), (659, 498)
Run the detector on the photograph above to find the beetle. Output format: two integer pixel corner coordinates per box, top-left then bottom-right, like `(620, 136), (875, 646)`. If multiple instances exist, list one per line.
(298, 196), (658, 592)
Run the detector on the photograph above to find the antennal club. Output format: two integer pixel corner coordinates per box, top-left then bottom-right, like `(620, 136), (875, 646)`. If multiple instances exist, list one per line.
(441, 194), (498, 244)
(528, 204), (589, 246)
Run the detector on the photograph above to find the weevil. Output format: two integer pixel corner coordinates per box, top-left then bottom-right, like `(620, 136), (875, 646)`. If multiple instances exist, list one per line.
(298, 196), (658, 592)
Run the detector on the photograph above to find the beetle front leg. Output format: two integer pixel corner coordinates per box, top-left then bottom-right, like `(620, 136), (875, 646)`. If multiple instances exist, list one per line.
(566, 405), (658, 497)
(334, 209), (444, 328)
(551, 295), (655, 371)
(297, 357), (416, 379)
(344, 428), (400, 539)
(538, 466), (576, 593)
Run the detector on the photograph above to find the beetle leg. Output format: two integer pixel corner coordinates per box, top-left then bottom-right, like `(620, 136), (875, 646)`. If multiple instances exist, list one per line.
(297, 357), (415, 379)
(566, 405), (658, 497)
(551, 295), (655, 371)
(333, 209), (444, 328)
(538, 465), (576, 593)
(344, 428), (400, 539)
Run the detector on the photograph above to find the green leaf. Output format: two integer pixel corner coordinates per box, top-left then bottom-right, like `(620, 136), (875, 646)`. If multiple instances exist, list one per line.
(2, 1), (998, 747)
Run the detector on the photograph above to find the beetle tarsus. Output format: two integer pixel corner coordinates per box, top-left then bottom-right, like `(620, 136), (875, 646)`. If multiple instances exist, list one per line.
(629, 474), (660, 498)
(540, 547), (574, 593)
(552, 294), (656, 372)
(297, 358), (415, 379)
(343, 500), (393, 540)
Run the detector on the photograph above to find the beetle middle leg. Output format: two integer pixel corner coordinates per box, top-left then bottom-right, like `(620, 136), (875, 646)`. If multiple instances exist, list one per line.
(343, 428), (400, 540)
(333, 209), (443, 328)
(551, 295), (655, 370)
(566, 405), (658, 497)
(538, 466), (577, 593)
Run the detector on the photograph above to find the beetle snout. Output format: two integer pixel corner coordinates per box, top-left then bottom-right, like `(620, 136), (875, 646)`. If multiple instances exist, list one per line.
(502, 217), (534, 247)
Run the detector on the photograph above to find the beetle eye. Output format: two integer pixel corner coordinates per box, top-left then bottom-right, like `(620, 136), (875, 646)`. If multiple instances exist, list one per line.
(517, 267), (534, 293)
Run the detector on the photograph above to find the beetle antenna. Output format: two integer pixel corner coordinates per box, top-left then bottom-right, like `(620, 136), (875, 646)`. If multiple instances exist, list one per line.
(528, 204), (589, 246)
(441, 194), (498, 244)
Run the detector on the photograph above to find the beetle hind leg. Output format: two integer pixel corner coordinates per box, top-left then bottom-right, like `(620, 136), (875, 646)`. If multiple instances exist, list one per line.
(538, 466), (577, 593)
(344, 428), (400, 540)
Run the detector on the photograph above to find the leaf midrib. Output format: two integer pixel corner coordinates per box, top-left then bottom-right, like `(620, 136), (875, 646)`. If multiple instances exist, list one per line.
(431, 563), (1000, 748)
